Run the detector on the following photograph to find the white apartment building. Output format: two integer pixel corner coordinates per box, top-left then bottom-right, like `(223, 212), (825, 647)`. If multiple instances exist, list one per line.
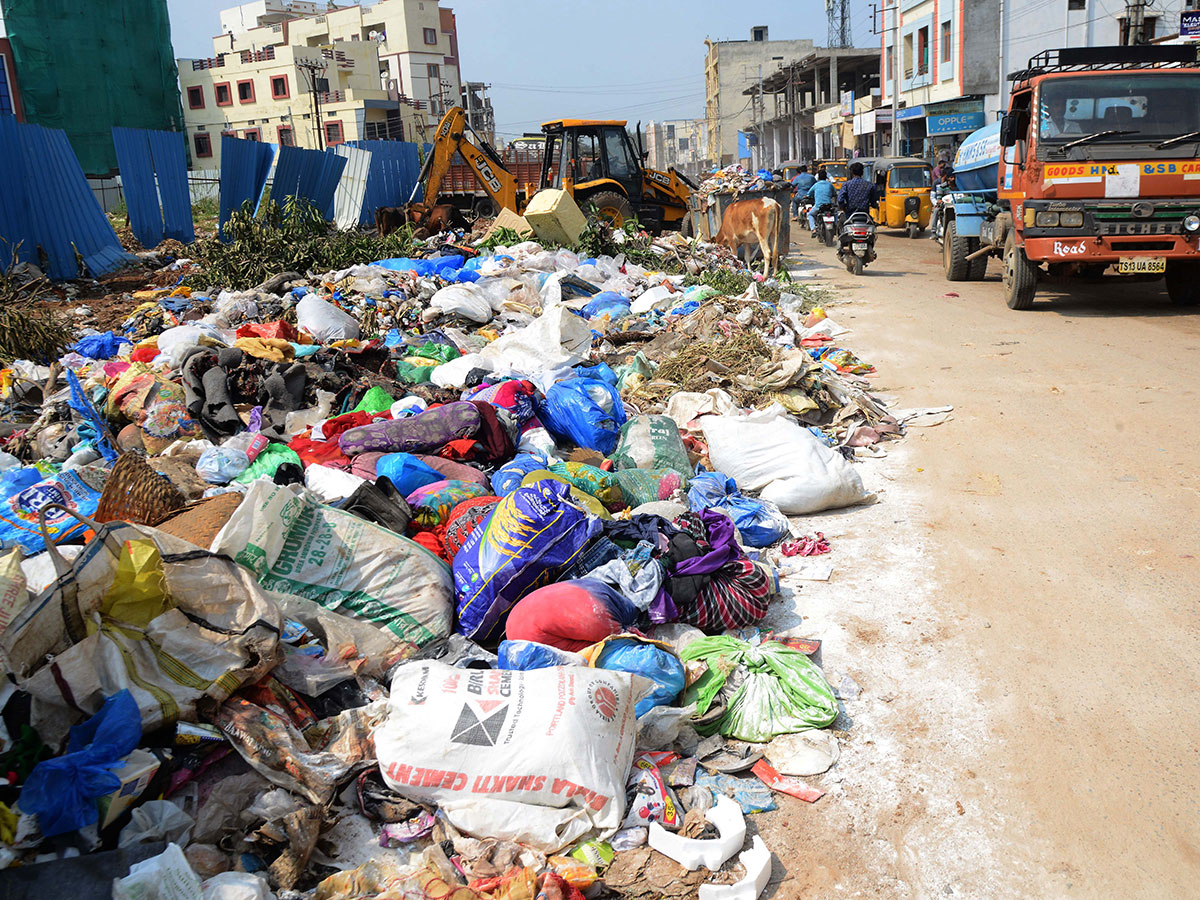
(647, 118), (709, 180)
(179, 0), (464, 167)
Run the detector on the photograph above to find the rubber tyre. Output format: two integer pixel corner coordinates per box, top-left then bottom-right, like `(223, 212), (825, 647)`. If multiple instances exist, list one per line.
(824, 226), (836, 248)
(846, 254), (863, 276)
(473, 197), (498, 219)
(907, 223), (920, 239)
(679, 214), (694, 239)
(585, 191), (634, 228)
(1003, 232), (1038, 310)
(944, 220), (973, 282)
(1165, 261), (1200, 306)
(967, 251), (989, 281)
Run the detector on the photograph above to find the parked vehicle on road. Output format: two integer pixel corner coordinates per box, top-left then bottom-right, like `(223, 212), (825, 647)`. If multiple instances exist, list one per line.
(938, 45), (1200, 309)
(858, 157), (933, 238)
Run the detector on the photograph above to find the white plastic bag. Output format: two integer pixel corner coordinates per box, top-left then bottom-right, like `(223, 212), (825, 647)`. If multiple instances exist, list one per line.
(376, 661), (644, 851)
(702, 407), (870, 514)
(155, 324), (229, 369)
(201, 873), (274, 900)
(479, 305), (592, 377)
(113, 843), (203, 900)
(302, 464), (365, 502)
(430, 285), (492, 323)
(196, 447), (250, 484)
(296, 295), (360, 342)
(430, 353), (493, 389)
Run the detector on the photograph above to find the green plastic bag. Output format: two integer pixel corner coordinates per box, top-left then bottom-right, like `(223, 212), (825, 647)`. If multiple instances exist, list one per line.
(411, 341), (461, 363)
(352, 385), (395, 414)
(612, 468), (688, 507)
(235, 443), (302, 484)
(679, 635), (838, 742)
(395, 360), (434, 384)
(615, 352), (653, 391)
(611, 415), (691, 473)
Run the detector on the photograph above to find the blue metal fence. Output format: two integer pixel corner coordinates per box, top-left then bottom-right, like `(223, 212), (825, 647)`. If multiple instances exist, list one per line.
(272, 144), (348, 221)
(0, 117), (135, 279)
(112, 127), (194, 248)
(218, 135), (275, 241)
(347, 140), (422, 226)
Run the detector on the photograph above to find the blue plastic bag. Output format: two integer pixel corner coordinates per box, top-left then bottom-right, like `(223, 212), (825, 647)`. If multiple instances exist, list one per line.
(0, 466), (43, 500)
(594, 637), (685, 717)
(575, 362), (618, 386)
(0, 468), (105, 553)
(71, 331), (130, 360)
(497, 639), (586, 671)
(490, 454), (548, 497)
(453, 479), (601, 643)
(538, 378), (627, 455)
(689, 471), (789, 547)
(375, 453), (444, 496)
(582, 291), (632, 320)
(371, 256), (465, 278)
(688, 471), (738, 510)
(20, 690), (141, 837)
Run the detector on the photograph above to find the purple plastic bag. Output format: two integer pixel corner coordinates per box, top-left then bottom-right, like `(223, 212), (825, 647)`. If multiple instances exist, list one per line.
(339, 401), (481, 456)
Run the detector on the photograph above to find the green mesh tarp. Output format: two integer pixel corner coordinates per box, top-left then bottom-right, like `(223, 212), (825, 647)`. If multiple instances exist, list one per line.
(2, 0), (184, 175)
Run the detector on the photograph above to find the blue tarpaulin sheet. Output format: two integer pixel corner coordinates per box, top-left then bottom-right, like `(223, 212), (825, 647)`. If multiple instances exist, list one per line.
(112, 126), (194, 248)
(218, 135), (275, 241)
(272, 144), (348, 221)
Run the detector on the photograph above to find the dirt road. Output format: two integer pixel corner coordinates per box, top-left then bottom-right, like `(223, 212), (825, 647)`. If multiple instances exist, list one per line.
(758, 228), (1200, 899)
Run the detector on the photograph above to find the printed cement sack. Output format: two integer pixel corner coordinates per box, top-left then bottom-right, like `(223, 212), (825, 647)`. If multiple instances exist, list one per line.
(702, 406), (870, 514)
(211, 480), (453, 650)
(611, 415), (690, 473)
(377, 661), (644, 851)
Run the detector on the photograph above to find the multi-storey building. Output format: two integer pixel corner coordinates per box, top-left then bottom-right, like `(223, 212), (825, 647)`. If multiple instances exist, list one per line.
(647, 118), (709, 180)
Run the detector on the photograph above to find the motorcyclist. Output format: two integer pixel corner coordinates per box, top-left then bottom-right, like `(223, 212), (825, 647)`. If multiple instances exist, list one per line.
(804, 169), (838, 236)
(790, 164), (816, 220)
(837, 161), (882, 227)
(930, 170), (955, 241)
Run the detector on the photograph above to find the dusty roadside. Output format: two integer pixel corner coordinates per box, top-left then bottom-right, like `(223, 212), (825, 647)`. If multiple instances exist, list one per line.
(755, 229), (1200, 899)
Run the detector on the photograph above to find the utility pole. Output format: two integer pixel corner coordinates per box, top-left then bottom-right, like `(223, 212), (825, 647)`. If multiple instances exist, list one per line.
(757, 63), (764, 169)
(1125, 0), (1148, 44)
(891, 2), (902, 157)
(297, 58), (328, 148)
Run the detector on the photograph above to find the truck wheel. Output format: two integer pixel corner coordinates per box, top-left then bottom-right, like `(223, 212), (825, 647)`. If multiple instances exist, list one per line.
(679, 214), (694, 239)
(1165, 261), (1200, 306)
(585, 191), (634, 229)
(967, 251), (989, 281)
(473, 197), (498, 219)
(943, 220), (974, 281)
(1002, 233), (1038, 310)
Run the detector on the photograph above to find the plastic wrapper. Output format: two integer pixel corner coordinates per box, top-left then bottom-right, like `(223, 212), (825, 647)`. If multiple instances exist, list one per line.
(623, 752), (683, 830)
(497, 639), (587, 670)
(538, 378), (627, 455)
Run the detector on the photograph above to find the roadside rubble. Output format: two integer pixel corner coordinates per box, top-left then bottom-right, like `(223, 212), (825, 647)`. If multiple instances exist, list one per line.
(0, 210), (920, 900)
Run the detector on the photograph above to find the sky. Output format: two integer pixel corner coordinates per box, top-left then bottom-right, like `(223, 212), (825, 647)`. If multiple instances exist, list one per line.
(165, 0), (876, 140)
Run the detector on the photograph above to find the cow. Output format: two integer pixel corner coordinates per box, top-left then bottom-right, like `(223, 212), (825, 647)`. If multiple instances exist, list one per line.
(713, 196), (782, 276)
(377, 202), (469, 238)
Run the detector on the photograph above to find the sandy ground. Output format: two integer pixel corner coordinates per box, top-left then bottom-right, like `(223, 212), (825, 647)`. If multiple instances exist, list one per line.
(754, 226), (1200, 900)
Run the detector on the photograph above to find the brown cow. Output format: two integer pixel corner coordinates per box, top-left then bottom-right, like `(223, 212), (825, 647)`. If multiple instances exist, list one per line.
(378, 202), (468, 238)
(375, 206), (407, 236)
(714, 196), (782, 275)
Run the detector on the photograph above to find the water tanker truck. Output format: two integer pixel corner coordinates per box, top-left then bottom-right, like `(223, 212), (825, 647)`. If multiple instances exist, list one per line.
(938, 45), (1200, 309)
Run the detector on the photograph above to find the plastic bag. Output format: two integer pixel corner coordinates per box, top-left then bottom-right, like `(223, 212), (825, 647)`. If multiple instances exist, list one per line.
(119, 799), (195, 848)
(538, 378), (627, 455)
(549, 461), (623, 508)
(0, 466), (106, 553)
(679, 636), (837, 742)
(200, 872), (273, 900)
(430, 285), (492, 323)
(586, 636), (685, 717)
(453, 479), (602, 643)
(234, 443), (302, 484)
(296, 295), (360, 343)
(113, 843), (203, 900)
(505, 578), (637, 653)
(72, 331), (131, 359)
(701, 408), (869, 514)
(376, 661), (643, 851)
(582, 291), (631, 320)
(196, 447), (251, 484)
(491, 454), (549, 497)
(612, 468), (687, 508)
(375, 453), (444, 496)
(623, 752), (682, 830)
(497, 639), (587, 670)
(20, 689), (141, 837)
(612, 416), (690, 473)
(479, 306), (592, 377)
(688, 473), (789, 548)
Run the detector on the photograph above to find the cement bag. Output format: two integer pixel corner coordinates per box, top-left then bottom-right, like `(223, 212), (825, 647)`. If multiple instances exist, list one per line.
(453, 479), (601, 643)
(211, 480), (452, 649)
(296, 295), (360, 342)
(538, 378), (627, 455)
(702, 407), (869, 514)
(377, 661), (643, 851)
(0, 509), (282, 746)
(611, 415), (690, 473)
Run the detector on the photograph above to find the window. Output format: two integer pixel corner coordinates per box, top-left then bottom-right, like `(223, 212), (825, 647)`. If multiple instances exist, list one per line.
(666, 124), (676, 139)
(427, 63), (440, 81)
(902, 34), (913, 79)
(574, 130), (601, 181)
(941, 20), (952, 63)
(187, 85), (205, 109)
(1068, 0), (1086, 9)
(886, 47), (894, 82)
(603, 127), (637, 181)
(678, 137), (689, 150)
(324, 120), (344, 145)
(271, 74), (289, 99)
(243, 128), (261, 141)
(237, 79), (256, 103)
(423, 27), (437, 44)
(193, 133), (213, 158)
(215, 82), (232, 106)
(917, 27), (929, 75)
(1119, 15), (1157, 42)
(277, 125), (294, 146)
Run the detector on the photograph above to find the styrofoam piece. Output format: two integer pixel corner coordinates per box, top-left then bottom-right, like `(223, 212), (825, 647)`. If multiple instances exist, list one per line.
(698, 836), (771, 900)
(647, 795), (745, 872)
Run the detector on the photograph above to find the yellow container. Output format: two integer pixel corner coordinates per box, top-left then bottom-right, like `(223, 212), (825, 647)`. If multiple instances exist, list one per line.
(524, 189), (587, 245)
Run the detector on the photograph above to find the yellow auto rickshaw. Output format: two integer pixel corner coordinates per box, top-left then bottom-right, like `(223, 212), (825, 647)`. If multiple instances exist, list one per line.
(861, 157), (933, 238)
(814, 159), (850, 191)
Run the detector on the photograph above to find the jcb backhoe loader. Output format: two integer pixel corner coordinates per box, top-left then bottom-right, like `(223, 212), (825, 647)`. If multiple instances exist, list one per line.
(407, 107), (694, 232)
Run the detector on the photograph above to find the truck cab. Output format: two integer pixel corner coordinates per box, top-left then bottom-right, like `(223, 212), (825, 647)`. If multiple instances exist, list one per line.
(943, 45), (1200, 309)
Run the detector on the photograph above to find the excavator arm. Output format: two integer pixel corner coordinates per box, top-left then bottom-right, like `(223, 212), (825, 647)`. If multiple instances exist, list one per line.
(408, 107), (519, 214)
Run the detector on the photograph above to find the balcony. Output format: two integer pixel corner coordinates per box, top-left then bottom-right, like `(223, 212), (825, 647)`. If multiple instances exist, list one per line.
(191, 56), (227, 71)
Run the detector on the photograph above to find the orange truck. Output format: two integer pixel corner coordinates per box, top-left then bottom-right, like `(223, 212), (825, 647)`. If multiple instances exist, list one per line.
(940, 45), (1200, 309)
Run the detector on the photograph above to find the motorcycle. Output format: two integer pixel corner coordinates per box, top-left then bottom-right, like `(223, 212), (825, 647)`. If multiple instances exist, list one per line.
(814, 203), (837, 247)
(837, 212), (877, 276)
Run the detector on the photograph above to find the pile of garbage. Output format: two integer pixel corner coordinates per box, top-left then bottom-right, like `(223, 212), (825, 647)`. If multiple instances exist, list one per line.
(0, 222), (903, 900)
(694, 166), (783, 203)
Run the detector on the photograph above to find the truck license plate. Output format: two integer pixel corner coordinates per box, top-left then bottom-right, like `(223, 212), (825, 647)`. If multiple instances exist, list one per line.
(1117, 257), (1166, 274)
(853, 242), (868, 251)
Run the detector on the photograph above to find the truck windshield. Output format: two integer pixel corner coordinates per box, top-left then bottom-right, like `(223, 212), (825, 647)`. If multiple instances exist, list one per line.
(890, 166), (931, 189)
(1038, 74), (1200, 149)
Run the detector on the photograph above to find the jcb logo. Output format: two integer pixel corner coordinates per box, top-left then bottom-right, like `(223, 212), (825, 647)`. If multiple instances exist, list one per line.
(477, 160), (502, 193)
(645, 171), (670, 186)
